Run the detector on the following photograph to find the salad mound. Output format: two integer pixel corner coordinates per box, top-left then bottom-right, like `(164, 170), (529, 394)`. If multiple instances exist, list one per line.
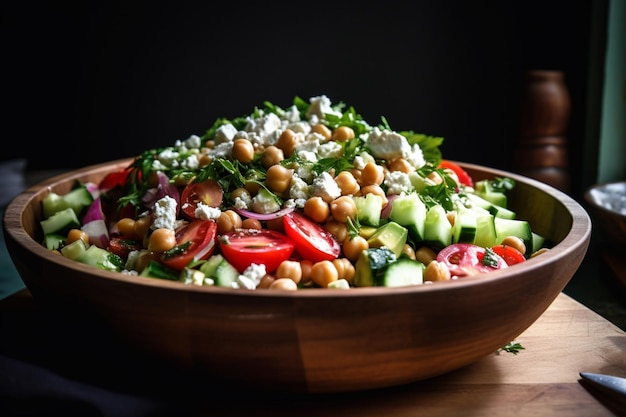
(39, 95), (548, 290)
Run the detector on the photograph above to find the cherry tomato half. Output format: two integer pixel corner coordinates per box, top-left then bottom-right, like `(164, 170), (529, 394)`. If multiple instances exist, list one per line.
(438, 160), (474, 188)
(490, 244), (526, 266)
(219, 229), (295, 273)
(180, 179), (224, 220)
(107, 237), (143, 260)
(99, 167), (134, 191)
(436, 243), (508, 277)
(161, 220), (218, 270)
(282, 212), (341, 263)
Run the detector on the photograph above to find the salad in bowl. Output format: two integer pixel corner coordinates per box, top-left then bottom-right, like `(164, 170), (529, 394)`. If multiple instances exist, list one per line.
(39, 95), (546, 290)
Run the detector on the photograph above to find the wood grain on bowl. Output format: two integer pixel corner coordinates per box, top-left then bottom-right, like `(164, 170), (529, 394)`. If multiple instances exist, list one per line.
(2, 160), (592, 393)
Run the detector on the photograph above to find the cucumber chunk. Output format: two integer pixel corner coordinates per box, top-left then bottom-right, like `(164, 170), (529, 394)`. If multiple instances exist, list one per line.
(353, 193), (384, 227)
(42, 186), (94, 219)
(452, 209), (478, 244)
(40, 207), (80, 236)
(465, 193), (516, 219)
(60, 238), (88, 260)
(44, 233), (66, 251)
(423, 204), (452, 250)
(200, 254), (239, 287)
(494, 217), (533, 256)
(354, 246), (396, 287)
(389, 193), (427, 242)
(381, 258), (424, 287)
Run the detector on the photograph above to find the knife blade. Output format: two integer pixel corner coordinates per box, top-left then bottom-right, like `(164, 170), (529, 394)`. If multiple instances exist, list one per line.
(580, 372), (626, 412)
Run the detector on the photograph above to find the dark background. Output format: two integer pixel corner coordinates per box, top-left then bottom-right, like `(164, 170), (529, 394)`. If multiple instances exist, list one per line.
(1, 1), (600, 198)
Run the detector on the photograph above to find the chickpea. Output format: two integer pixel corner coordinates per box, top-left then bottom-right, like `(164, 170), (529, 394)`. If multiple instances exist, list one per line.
(330, 196), (357, 223)
(261, 145), (284, 168)
(415, 246), (437, 265)
(500, 235), (526, 256)
(116, 218), (137, 238)
(197, 152), (212, 167)
(269, 278), (299, 291)
(148, 228), (177, 252)
(331, 126), (355, 142)
(324, 221), (348, 243)
(360, 162), (384, 186)
(276, 260), (302, 284)
(334, 170), (360, 196)
(424, 260), (451, 282)
(401, 244), (416, 260)
(311, 123), (332, 140)
(276, 128), (297, 157)
(66, 229), (89, 246)
(427, 171), (444, 185)
(241, 218), (262, 229)
(304, 196), (330, 224)
(265, 217), (285, 233)
(299, 259), (314, 285)
(257, 274), (276, 289)
(342, 235), (369, 262)
(134, 216), (153, 239)
(216, 210), (243, 234)
(265, 164), (294, 194)
(332, 258), (355, 283)
(387, 157), (412, 173)
(360, 184), (389, 208)
(245, 180), (262, 196)
(310, 260), (339, 288)
(232, 138), (255, 164)
(231, 187), (251, 201)
(531, 248), (550, 258)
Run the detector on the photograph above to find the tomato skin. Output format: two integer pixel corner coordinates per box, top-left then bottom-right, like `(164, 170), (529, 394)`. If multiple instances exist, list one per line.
(107, 237), (143, 260)
(436, 243), (508, 277)
(490, 244), (526, 266)
(161, 220), (218, 270)
(282, 212), (341, 263)
(438, 160), (474, 188)
(99, 167), (134, 191)
(180, 180), (224, 220)
(219, 229), (295, 273)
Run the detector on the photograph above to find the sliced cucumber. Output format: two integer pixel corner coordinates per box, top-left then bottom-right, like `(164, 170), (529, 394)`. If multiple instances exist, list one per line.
(423, 204), (452, 250)
(380, 258), (424, 287)
(40, 207), (80, 236)
(353, 193), (384, 227)
(473, 213), (497, 248)
(452, 209), (478, 244)
(474, 179), (508, 207)
(494, 217), (533, 256)
(465, 193), (516, 219)
(60, 238), (88, 260)
(140, 260), (179, 280)
(44, 233), (66, 251)
(200, 254), (239, 287)
(213, 259), (240, 287)
(531, 232), (546, 254)
(389, 193), (427, 242)
(354, 246), (396, 287)
(76, 245), (121, 271)
(42, 186), (93, 219)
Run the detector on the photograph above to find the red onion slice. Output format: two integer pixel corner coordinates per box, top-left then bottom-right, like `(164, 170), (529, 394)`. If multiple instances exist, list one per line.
(233, 206), (295, 221)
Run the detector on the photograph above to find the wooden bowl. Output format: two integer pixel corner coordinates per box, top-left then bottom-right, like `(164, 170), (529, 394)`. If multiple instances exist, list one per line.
(3, 159), (591, 393)
(584, 181), (626, 248)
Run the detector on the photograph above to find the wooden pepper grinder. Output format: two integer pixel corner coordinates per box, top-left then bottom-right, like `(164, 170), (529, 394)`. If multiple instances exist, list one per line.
(513, 70), (571, 193)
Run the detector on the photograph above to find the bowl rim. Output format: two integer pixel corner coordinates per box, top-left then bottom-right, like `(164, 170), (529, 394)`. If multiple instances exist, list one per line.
(584, 180), (626, 219)
(3, 159), (593, 298)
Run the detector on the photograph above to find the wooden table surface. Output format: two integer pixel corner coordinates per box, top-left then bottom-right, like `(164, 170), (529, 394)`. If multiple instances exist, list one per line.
(1, 289), (625, 417)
